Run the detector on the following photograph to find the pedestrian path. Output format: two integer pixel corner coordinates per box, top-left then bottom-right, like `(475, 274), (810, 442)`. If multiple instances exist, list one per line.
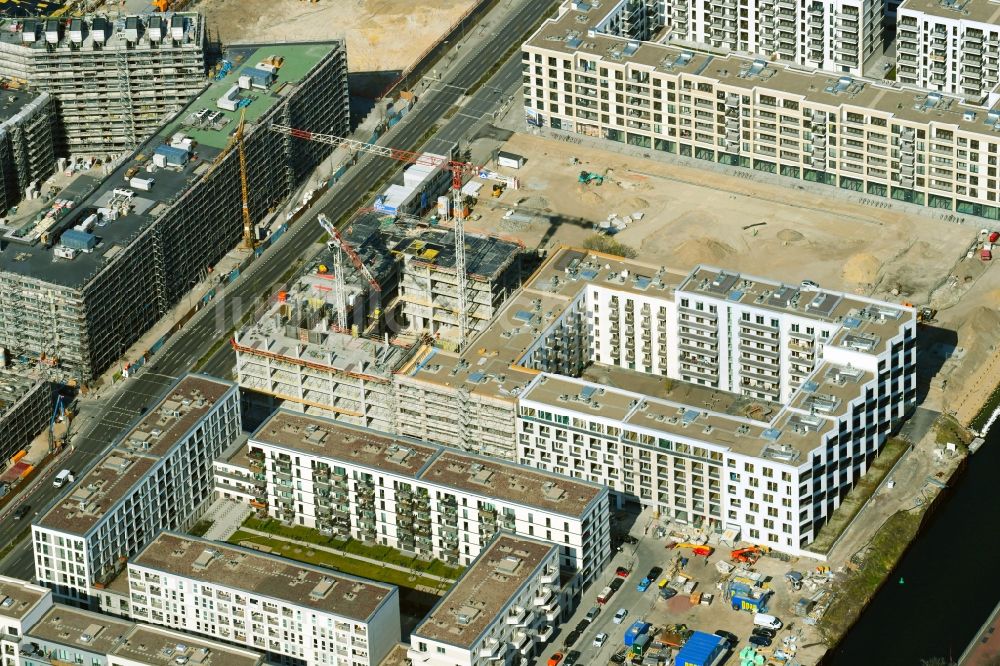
(201, 498), (252, 542)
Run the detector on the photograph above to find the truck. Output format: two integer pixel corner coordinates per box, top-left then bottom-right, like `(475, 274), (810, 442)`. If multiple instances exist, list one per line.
(596, 586), (613, 605)
(731, 594), (768, 613)
(53, 469), (74, 488)
(624, 621), (651, 647)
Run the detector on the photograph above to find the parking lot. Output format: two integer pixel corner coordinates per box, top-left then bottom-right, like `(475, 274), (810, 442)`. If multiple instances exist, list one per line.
(538, 508), (823, 665)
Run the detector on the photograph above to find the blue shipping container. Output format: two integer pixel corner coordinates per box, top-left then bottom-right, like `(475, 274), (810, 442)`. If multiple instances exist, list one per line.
(675, 631), (724, 666)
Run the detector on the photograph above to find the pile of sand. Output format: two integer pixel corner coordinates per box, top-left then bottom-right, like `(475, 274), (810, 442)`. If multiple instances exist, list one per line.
(958, 306), (1000, 346)
(674, 237), (735, 267)
(842, 253), (882, 284)
(624, 196), (650, 209)
(778, 229), (804, 242)
(580, 190), (604, 205)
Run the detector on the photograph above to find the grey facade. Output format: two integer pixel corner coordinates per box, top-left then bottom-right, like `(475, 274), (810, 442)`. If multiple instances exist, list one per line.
(0, 41), (349, 381)
(0, 13), (207, 156)
(0, 371), (50, 465)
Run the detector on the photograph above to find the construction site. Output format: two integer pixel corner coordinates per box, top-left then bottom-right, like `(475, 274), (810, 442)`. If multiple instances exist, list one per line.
(0, 368), (51, 467)
(0, 87), (57, 213)
(233, 206), (523, 434)
(0, 40), (349, 381)
(0, 12), (207, 155)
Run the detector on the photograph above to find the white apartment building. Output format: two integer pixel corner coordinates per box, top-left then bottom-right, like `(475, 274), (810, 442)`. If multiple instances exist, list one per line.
(31, 375), (240, 603)
(126, 532), (399, 666)
(524, 0), (1000, 221)
(0, 577), (53, 666)
(219, 411), (611, 588)
(662, 0), (882, 74)
(508, 249), (915, 556)
(407, 534), (564, 666)
(16, 603), (265, 666)
(896, 0), (1000, 101)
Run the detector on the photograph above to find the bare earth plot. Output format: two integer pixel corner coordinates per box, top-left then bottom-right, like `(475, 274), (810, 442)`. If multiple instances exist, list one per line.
(192, 0), (476, 72)
(472, 132), (1000, 419)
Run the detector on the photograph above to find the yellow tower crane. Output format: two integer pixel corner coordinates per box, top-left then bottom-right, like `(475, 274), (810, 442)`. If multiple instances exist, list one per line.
(204, 108), (256, 249)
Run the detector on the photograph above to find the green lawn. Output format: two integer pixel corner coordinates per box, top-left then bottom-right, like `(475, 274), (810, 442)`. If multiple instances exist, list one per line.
(808, 437), (910, 555)
(228, 530), (452, 593)
(241, 517), (464, 580)
(819, 510), (922, 645)
(188, 519), (214, 537)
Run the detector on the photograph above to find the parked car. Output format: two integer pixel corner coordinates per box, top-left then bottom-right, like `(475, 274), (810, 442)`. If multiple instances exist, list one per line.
(622, 535), (639, 544)
(659, 586), (677, 600)
(13, 505), (30, 520)
(615, 566), (630, 578)
(752, 627), (776, 639)
(800, 279), (819, 289)
(585, 606), (601, 621)
(613, 608), (629, 624)
(574, 619), (590, 633)
(753, 613), (783, 630)
(563, 630), (581, 648)
(714, 630), (739, 648)
(593, 633), (608, 648)
(637, 577), (652, 592)
(609, 578), (624, 593)
(646, 566), (663, 580)
(563, 651), (581, 666)
(547, 652), (564, 666)
(748, 635), (772, 648)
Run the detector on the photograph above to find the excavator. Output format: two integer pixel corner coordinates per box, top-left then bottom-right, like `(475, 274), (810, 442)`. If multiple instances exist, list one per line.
(731, 546), (765, 565)
(667, 542), (714, 557)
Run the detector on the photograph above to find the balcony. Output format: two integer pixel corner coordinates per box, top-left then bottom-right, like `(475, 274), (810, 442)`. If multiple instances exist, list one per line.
(478, 638), (505, 660)
(506, 606), (531, 626)
(540, 568), (559, 586)
(535, 624), (555, 642)
(533, 587), (554, 606)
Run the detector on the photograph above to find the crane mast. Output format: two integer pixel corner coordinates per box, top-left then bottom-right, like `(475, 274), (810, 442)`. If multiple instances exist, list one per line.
(272, 123), (472, 348)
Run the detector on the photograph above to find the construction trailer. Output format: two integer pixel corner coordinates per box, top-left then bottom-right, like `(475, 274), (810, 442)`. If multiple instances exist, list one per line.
(0, 41), (350, 381)
(0, 13), (207, 156)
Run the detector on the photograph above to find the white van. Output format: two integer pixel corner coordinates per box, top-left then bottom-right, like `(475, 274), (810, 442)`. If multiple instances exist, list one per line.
(753, 613), (783, 630)
(53, 469), (74, 488)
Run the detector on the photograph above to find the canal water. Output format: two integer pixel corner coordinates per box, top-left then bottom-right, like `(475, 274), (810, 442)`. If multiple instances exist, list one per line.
(827, 425), (1000, 664)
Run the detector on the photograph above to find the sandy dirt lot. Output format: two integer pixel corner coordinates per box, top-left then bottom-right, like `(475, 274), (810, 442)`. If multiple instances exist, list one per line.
(192, 0), (476, 73)
(468, 132), (1000, 420)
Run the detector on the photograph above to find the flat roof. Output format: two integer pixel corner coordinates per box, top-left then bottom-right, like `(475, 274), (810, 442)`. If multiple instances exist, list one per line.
(526, 2), (1000, 132)
(412, 534), (556, 649)
(0, 86), (46, 124)
(0, 370), (46, 418)
(131, 533), (395, 623)
(898, 0), (1000, 24)
(0, 13), (202, 52)
(252, 411), (605, 518)
(111, 625), (264, 666)
(680, 265), (909, 355)
(26, 605), (134, 655)
(0, 576), (49, 622)
(36, 375), (234, 535)
(0, 41), (339, 288)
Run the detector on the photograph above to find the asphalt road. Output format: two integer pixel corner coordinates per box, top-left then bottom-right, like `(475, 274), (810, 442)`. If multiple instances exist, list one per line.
(0, 0), (554, 580)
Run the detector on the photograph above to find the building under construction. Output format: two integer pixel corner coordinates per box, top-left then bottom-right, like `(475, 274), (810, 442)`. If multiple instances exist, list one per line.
(0, 41), (349, 381)
(234, 210), (523, 441)
(0, 369), (51, 465)
(0, 87), (57, 213)
(0, 13), (207, 155)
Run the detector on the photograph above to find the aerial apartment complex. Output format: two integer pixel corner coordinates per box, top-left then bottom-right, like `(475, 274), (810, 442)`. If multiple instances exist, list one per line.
(0, 41), (349, 381)
(407, 534), (564, 666)
(0, 577), (268, 666)
(510, 249), (914, 555)
(126, 532), (400, 666)
(231, 241), (915, 556)
(523, 0), (1000, 221)
(895, 0), (1000, 101)
(656, 0), (883, 75)
(0, 13), (207, 155)
(215, 411), (611, 585)
(31, 375), (239, 602)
